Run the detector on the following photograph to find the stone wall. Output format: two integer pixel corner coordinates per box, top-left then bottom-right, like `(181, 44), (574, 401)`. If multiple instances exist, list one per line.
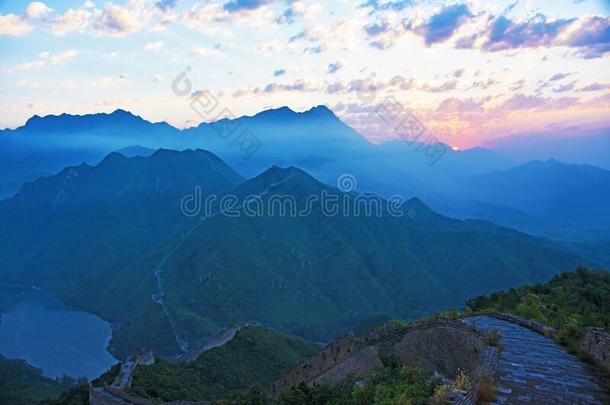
(310, 346), (383, 385)
(269, 319), (487, 400)
(490, 313), (556, 337)
(269, 333), (361, 399)
(581, 327), (610, 368)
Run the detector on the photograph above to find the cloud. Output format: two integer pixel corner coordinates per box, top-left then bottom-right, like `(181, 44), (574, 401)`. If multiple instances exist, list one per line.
(361, 0), (413, 13)
(482, 14), (574, 51)
(276, 1), (322, 24)
(52, 8), (92, 36)
(579, 82), (610, 91)
(304, 45), (325, 54)
(0, 13), (32, 36)
(261, 80), (317, 93)
(327, 61), (343, 74)
(436, 97), (485, 115)
(25, 2), (53, 19)
(553, 81), (577, 93)
(421, 79), (458, 92)
(564, 16), (610, 58)
(145, 41), (164, 51)
(94, 3), (144, 36)
(256, 41), (284, 54)
(155, 0), (179, 11)
(0, 1), (53, 36)
(223, 0), (271, 13)
(181, 1), (276, 30)
(364, 20), (390, 36)
(495, 94), (579, 113)
(460, 11), (609, 58)
(422, 3), (472, 45)
(364, 3), (472, 48)
(549, 73), (571, 81)
(363, 4), (610, 58)
(17, 49), (78, 70)
(289, 20), (358, 53)
(50, 49), (78, 64)
(499, 94), (546, 110)
(470, 78), (498, 90)
(231, 79), (320, 97)
(326, 81), (345, 94)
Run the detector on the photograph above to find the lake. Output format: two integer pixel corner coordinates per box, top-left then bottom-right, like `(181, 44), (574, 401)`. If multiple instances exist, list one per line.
(0, 290), (118, 380)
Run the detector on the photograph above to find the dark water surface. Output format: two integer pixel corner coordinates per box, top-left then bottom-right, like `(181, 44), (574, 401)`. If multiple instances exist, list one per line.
(0, 291), (117, 379)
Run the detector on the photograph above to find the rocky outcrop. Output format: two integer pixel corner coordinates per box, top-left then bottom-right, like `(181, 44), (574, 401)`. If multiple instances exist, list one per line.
(390, 324), (484, 378)
(582, 327), (610, 368)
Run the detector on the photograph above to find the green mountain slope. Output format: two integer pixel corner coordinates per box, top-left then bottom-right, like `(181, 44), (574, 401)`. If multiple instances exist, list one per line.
(128, 325), (320, 402)
(0, 149), (243, 357)
(0, 354), (83, 405)
(0, 149), (594, 358)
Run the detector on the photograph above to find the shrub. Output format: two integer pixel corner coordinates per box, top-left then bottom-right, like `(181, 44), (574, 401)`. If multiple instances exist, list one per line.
(430, 384), (452, 404)
(476, 372), (497, 403)
(453, 370), (469, 391)
(484, 328), (502, 349)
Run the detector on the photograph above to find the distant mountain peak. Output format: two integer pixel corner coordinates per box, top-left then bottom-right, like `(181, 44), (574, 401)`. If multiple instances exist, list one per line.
(519, 158), (594, 171)
(99, 151), (129, 166)
(247, 105), (339, 122)
(115, 145), (155, 158)
(258, 164), (310, 181)
(110, 108), (133, 116)
(305, 104), (334, 115)
(18, 109), (150, 133)
(251, 106), (297, 120)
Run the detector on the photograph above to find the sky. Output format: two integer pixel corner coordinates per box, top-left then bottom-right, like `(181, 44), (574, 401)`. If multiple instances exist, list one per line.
(0, 0), (609, 148)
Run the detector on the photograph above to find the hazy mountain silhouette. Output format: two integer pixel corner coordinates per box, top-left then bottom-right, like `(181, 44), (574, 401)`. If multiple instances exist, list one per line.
(486, 127), (610, 170)
(461, 159), (610, 228)
(0, 106), (509, 198)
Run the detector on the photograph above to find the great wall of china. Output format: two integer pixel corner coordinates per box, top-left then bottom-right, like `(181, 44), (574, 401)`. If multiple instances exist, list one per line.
(90, 314), (610, 405)
(269, 318), (492, 400)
